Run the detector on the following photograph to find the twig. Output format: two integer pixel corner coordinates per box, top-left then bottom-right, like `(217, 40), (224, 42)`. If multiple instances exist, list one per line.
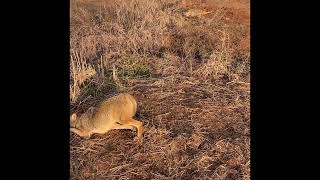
(108, 163), (133, 174)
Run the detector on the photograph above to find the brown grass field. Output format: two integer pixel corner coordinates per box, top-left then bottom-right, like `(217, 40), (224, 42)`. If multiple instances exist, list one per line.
(70, 0), (250, 179)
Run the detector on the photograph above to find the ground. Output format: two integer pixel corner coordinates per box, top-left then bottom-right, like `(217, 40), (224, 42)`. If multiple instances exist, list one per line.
(70, 0), (250, 179)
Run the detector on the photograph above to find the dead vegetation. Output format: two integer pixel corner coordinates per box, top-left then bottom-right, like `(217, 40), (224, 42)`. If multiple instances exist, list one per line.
(70, 0), (250, 179)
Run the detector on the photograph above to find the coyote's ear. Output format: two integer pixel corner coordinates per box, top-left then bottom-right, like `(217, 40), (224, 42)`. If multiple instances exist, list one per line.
(70, 113), (77, 127)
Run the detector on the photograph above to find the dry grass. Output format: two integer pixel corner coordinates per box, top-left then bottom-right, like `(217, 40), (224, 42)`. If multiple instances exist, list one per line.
(70, 0), (250, 179)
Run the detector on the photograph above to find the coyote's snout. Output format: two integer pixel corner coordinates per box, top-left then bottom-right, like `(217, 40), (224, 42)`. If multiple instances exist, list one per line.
(70, 93), (144, 144)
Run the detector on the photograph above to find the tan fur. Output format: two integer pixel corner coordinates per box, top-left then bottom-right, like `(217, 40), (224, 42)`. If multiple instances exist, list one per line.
(70, 93), (144, 144)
